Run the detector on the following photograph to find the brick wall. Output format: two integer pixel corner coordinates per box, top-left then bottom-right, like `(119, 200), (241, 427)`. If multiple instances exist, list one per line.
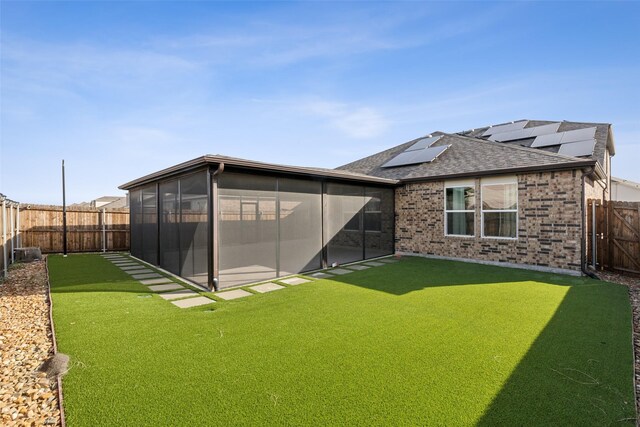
(395, 170), (584, 272)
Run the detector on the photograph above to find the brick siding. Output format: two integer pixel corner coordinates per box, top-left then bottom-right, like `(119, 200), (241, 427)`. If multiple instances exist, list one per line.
(395, 170), (584, 271)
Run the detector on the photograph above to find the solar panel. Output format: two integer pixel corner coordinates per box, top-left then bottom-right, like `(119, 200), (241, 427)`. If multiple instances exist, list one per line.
(559, 127), (596, 144)
(531, 132), (563, 147)
(531, 126), (597, 148)
(482, 121), (528, 136)
(490, 122), (561, 142)
(381, 145), (450, 168)
(558, 139), (596, 157)
(406, 135), (442, 151)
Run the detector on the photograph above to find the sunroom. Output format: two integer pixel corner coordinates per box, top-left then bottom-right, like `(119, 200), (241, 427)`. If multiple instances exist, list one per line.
(119, 156), (397, 290)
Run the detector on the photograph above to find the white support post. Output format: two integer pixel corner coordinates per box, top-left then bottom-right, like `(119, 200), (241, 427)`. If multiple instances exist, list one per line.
(102, 208), (106, 253)
(2, 199), (7, 277)
(16, 203), (20, 249)
(9, 203), (14, 263)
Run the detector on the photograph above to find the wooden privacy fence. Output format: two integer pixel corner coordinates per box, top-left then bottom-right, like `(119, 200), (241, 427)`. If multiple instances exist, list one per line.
(19, 204), (130, 253)
(588, 199), (640, 275)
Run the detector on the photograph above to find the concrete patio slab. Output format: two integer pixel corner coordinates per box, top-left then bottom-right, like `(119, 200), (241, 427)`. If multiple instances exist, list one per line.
(125, 269), (154, 275)
(171, 296), (215, 309)
(309, 272), (333, 279)
(250, 282), (285, 293)
(362, 261), (385, 267)
(216, 289), (253, 300)
(280, 277), (312, 285)
(346, 265), (370, 271)
(327, 268), (353, 275)
(133, 273), (163, 280)
(140, 278), (174, 285)
(158, 289), (199, 300)
(148, 283), (183, 292)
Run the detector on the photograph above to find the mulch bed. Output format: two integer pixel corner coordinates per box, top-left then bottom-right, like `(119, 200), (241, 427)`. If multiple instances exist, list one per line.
(0, 259), (61, 426)
(597, 270), (640, 420)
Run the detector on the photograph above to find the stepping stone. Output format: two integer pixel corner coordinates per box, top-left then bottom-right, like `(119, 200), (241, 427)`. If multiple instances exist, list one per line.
(362, 261), (385, 267)
(133, 273), (163, 280)
(378, 259), (398, 263)
(309, 272), (333, 279)
(112, 260), (133, 264)
(102, 254), (123, 258)
(171, 296), (215, 309)
(158, 289), (199, 300)
(250, 282), (285, 293)
(216, 289), (253, 300)
(119, 265), (143, 270)
(126, 269), (154, 275)
(327, 268), (352, 275)
(140, 278), (174, 285)
(280, 277), (312, 285)
(346, 265), (370, 271)
(148, 283), (183, 292)
(108, 258), (128, 262)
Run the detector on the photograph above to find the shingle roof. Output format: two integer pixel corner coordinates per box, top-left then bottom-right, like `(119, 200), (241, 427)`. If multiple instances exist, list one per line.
(460, 120), (611, 164)
(337, 131), (597, 181)
(338, 120), (610, 181)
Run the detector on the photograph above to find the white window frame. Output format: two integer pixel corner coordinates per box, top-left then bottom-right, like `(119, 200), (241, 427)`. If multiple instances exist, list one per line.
(444, 179), (475, 238)
(480, 176), (518, 240)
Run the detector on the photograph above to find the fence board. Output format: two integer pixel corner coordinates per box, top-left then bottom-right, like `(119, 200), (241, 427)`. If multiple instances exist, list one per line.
(19, 204), (130, 253)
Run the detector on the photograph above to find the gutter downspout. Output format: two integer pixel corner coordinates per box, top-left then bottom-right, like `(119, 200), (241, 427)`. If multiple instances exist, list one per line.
(210, 162), (224, 291)
(581, 167), (599, 279)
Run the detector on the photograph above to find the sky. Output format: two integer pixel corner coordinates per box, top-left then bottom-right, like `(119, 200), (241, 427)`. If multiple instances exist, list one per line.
(1, 1), (639, 204)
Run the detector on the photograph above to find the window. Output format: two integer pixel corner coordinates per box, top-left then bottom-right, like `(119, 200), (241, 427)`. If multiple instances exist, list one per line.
(445, 183), (475, 236)
(481, 178), (517, 239)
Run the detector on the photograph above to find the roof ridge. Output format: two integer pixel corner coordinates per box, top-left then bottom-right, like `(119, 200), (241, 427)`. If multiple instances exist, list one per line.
(442, 132), (595, 163)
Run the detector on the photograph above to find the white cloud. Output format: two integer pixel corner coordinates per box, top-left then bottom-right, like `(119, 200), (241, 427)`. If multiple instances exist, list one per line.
(301, 100), (390, 138)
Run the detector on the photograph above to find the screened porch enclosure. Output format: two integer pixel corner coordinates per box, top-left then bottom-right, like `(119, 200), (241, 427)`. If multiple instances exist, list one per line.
(129, 168), (394, 290)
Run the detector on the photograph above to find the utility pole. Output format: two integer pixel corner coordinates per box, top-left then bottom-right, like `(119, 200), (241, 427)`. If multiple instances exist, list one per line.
(62, 160), (67, 257)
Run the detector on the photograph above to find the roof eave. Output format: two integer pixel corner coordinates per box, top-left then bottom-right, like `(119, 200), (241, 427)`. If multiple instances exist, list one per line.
(119, 155), (398, 190)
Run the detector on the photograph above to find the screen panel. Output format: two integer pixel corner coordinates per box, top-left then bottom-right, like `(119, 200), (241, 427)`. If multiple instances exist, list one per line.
(179, 171), (209, 285)
(326, 182), (365, 265)
(218, 173), (277, 288)
(364, 187), (394, 259)
(278, 178), (323, 276)
(129, 189), (142, 259)
(141, 185), (158, 265)
(159, 180), (180, 275)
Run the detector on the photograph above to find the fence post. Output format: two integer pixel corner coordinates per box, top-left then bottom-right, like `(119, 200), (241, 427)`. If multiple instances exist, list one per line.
(16, 203), (20, 249)
(102, 209), (106, 253)
(2, 198), (7, 277)
(10, 203), (15, 263)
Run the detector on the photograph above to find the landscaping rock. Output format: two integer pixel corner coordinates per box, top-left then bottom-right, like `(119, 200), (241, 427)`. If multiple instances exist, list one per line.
(0, 259), (61, 426)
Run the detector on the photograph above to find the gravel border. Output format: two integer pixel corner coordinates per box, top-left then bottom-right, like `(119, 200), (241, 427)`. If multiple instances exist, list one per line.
(0, 258), (63, 426)
(597, 271), (640, 423)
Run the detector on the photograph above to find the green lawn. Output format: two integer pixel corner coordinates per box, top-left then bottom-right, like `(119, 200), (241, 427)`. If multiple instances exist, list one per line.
(48, 254), (635, 426)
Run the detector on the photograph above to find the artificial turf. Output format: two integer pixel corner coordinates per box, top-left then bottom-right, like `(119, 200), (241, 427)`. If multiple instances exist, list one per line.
(48, 254), (636, 426)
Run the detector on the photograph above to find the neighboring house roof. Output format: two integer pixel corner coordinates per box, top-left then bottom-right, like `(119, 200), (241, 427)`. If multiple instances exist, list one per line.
(337, 131), (597, 182)
(612, 176), (640, 189)
(119, 154), (399, 190)
(98, 197), (128, 209)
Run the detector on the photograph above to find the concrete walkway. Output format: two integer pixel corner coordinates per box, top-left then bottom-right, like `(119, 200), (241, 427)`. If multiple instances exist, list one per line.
(100, 253), (215, 309)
